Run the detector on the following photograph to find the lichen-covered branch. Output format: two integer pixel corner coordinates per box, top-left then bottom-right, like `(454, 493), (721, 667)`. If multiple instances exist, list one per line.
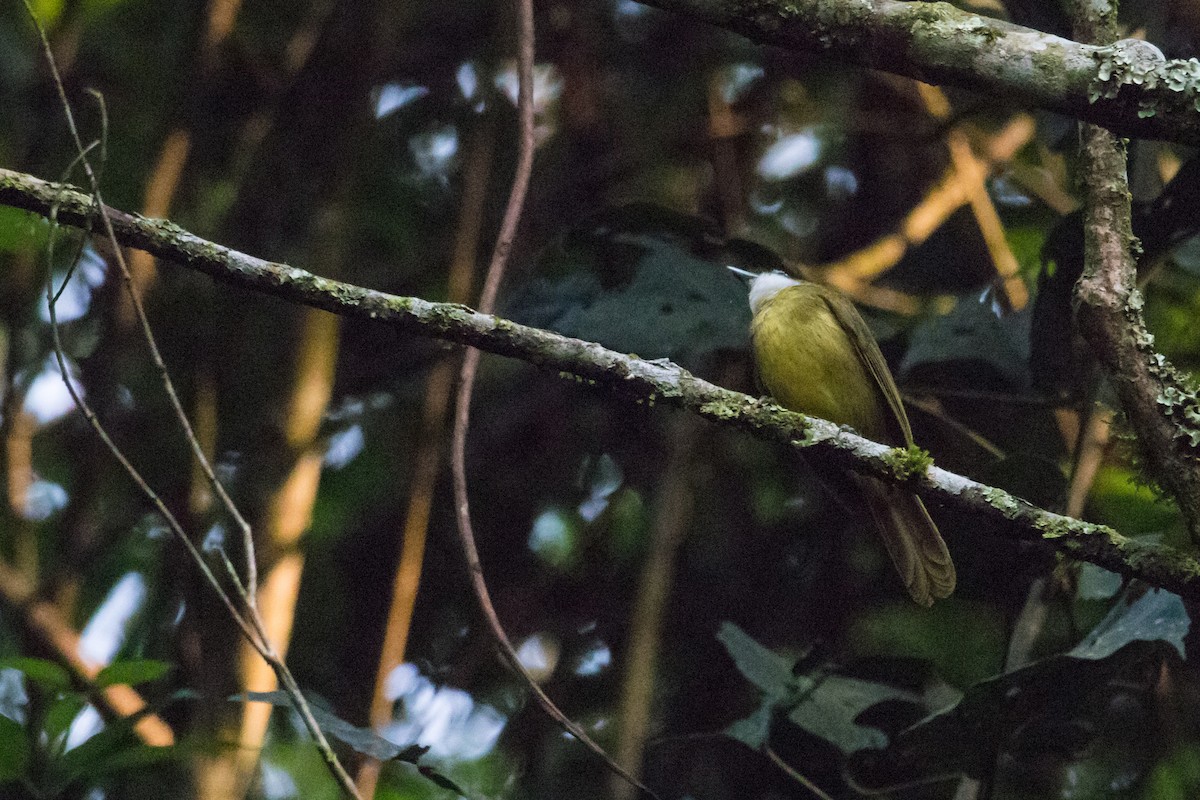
(1067, 4), (1200, 541)
(2, 167), (1200, 597)
(631, 0), (1200, 146)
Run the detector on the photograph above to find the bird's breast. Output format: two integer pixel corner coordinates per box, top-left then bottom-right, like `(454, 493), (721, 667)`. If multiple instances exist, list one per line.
(750, 289), (884, 439)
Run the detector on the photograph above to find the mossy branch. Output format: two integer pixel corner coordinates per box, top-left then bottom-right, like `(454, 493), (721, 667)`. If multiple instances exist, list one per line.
(631, 0), (1200, 146)
(1068, 3), (1200, 542)
(2, 166), (1200, 598)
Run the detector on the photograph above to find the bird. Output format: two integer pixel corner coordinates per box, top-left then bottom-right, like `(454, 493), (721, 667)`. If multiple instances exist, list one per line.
(729, 266), (955, 605)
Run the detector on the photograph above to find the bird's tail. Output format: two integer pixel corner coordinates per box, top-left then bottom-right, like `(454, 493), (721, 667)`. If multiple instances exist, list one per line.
(852, 475), (956, 606)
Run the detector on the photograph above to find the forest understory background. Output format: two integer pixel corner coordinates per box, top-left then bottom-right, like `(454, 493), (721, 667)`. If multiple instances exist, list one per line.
(3, 1), (1200, 799)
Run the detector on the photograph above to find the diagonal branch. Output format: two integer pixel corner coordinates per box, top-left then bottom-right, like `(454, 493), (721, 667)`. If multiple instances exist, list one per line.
(2, 167), (1199, 599)
(631, 0), (1200, 146)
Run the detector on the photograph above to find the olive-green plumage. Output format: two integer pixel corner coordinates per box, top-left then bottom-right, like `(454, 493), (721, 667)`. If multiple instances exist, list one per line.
(733, 268), (955, 606)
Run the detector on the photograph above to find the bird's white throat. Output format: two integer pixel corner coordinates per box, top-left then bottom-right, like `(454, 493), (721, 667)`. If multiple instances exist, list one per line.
(747, 271), (802, 314)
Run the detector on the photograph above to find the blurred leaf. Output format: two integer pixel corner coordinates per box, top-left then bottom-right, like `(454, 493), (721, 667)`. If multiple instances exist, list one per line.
(788, 675), (919, 755)
(95, 660), (171, 689)
(418, 764), (468, 795)
(1076, 563), (1124, 601)
(0, 207), (54, 253)
(1088, 466), (1183, 536)
(849, 600), (1007, 688)
(0, 713), (27, 782)
(576, 453), (624, 522)
(605, 488), (647, 561)
(1142, 743), (1200, 800)
(28, 0), (65, 26)
(724, 703), (774, 750)
(78, 742), (174, 774)
(527, 506), (581, 572)
(1172, 234), (1200, 277)
(847, 636), (1175, 790)
(899, 293), (1031, 390)
(48, 716), (170, 795)
(0, 658), (71, 692)
(240, 691), (463, 793)
(1072, 588), (1189, 660)
(719, 624), (913, 755)
(1006, 223), (1052, 283)
(241, 691), (421, 762)
(508, 205), (752, 370)
(43, 694), (87, 755)
(716, 622), (798, 699)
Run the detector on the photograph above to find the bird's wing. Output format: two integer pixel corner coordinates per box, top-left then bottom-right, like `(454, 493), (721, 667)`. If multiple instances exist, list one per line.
(816, 288), (914, 446)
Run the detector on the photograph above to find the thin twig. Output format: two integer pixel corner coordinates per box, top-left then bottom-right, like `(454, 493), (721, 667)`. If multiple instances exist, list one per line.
(40, 149), (266, 659)
(446, 0), (658, 795)
(23, 3), (259, 605)
(764, 746), (837, 800)
(357, 112), (498, 799)
(23, 6), (360, 797)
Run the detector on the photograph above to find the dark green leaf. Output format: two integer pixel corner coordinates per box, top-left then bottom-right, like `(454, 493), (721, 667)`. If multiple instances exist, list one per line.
(0, 207), (51, 252)
(716, 622), (797, 699)
(95, 660), (171, 688)
(238, 691), (468, 794)
(1142, 742), (1200, 800)
(0, 713), (28, 782)
(0, 658), (72, 692)
(1088, 466), (1183, 535)
(78, 743), (174, 774)
(718, 625), (916, 755)
(508, 207), (753, 371)
(48, 717), (166, 795)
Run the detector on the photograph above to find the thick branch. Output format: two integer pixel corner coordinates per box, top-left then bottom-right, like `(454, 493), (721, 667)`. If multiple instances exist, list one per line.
(632, 0), (1200, 146)
(2, 167), (1200, 596)
(1069, 5), (1200, 540)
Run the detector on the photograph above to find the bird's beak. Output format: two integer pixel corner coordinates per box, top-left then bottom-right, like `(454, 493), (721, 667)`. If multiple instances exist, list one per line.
(727, 265), (756, 284)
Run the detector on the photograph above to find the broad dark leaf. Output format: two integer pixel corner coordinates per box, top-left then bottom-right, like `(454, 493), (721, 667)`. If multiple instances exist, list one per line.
(508, 205), (753, 371)
(1072, 588), (1188, 660)
(899, 292), (1031, 390)
(847, 637), (1177, 790)
(241, 690), (423, 762)
(787, 675), (920, 755)
(719, 623), (915, 755)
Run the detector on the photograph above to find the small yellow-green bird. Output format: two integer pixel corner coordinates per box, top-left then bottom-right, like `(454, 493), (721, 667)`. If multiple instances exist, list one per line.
(729, 266), (955, 606)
